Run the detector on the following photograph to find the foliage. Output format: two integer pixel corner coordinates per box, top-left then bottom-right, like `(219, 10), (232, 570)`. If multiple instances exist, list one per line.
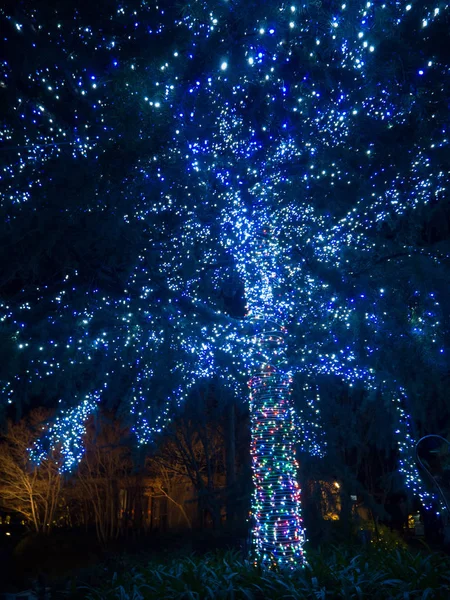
(77, 547), (450, 600)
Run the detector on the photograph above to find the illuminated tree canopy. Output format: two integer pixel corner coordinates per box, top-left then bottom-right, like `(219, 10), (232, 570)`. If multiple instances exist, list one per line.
(1, 0), (450, 564)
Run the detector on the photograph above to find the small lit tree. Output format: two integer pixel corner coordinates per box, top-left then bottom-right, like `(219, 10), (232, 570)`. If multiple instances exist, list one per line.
(0, 410), (62, 533)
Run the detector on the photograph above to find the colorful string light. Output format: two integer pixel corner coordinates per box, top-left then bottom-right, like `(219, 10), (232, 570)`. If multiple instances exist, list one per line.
(250, 367), (305, 568)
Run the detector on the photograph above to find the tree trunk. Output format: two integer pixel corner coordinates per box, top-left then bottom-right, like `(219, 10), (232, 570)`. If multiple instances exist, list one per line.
(249, 367), (305, 567)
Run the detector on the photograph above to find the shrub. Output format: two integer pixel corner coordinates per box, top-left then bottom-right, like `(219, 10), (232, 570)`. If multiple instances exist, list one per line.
(77, 545), (450, 600)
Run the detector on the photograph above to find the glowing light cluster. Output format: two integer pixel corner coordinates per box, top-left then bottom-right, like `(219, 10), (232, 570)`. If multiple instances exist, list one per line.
(393, 388), (437, 510)
(31, 391), (101, 471)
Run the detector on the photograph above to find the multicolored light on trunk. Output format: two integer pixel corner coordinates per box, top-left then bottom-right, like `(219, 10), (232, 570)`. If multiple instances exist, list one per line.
(250, 366), (305, 567)
(248, 316), (305, 567)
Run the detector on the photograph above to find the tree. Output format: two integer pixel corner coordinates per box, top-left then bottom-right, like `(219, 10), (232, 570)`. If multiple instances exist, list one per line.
(0, 410), (62, 533)
(1, 0), (450, 567)
(75, 413), (133, 545)
(150, 386), (227, 530)
(148, 455), (193, 530)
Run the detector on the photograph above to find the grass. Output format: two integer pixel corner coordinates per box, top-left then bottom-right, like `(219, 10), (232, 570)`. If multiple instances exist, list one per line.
(74, 543), (450, 600)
